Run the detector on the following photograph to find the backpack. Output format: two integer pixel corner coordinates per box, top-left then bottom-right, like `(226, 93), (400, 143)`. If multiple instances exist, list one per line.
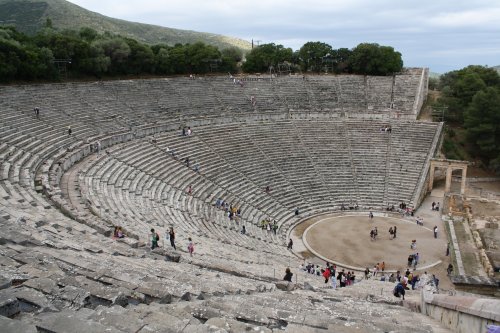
(393, 285), (400, 297)
(156, 233), (160, 241)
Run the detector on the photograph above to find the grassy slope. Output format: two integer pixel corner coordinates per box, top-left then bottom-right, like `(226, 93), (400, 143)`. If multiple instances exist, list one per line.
(0, 0), (251, 50)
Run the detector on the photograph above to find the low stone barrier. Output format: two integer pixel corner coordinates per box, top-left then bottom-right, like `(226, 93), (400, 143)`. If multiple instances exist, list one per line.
(422, 291), (500, 333)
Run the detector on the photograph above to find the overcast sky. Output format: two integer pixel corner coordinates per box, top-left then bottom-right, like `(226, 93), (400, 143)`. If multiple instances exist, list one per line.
(67, 0), (500, 73)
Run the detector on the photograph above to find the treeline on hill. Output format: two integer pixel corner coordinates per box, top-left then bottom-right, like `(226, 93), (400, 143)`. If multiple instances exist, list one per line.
(0, 25), (403, 82)
(434, 65), (500, 173)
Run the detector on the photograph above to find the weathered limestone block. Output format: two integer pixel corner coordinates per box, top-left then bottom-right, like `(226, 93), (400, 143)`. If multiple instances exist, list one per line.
(0, 315), (37, 333)
(88, 305), (145, 333)
(152, 247), (181, 262)
(32, 310), (124, 333)
(0, 286), (58, 314)
(0, 296), (19, 317)
(276, 281), (296, 291)
(205, 317), (272, 333)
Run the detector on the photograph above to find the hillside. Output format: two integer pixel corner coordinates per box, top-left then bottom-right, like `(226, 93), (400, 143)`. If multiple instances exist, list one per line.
(0, 0), (251, 50)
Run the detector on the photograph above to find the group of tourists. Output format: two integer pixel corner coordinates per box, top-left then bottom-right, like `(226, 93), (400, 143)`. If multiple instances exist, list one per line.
(371, 225), (398, 240)
(215, 198), (242, 221)
(364, 262), (386, 278)
(415, 216), (424, 226)
(260, 218), (278, 234)
(89, 140), (101, 155)
(407, 252), (420, 268)
(181, 126), (192, 136)
(340, 203), (359, 210)
(380, 125), (392, 133)
(112, 226), (125, 239)
(148, 227), (195, 256)
(398, 202), (414, 216)
(298, 262), (357, 289)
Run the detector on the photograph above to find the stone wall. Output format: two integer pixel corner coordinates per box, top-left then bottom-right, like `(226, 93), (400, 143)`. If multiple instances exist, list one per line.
(422, 291), (500, 333)
(413, 121), (444, 208)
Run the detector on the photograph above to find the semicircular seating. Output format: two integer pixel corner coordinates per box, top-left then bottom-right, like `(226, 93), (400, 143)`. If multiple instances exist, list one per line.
(0, 71), (461, 333)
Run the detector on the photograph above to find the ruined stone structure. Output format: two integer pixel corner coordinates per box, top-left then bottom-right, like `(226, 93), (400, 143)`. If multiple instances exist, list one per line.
(429, 159), (469, 194)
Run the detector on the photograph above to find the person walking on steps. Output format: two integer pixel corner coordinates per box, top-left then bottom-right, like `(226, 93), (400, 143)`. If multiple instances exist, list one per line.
(168, 227), (176, 250)
(150, 228), (159, 250)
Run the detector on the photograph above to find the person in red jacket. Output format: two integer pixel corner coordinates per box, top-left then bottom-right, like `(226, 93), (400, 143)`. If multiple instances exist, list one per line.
(323, 267), (331, 283)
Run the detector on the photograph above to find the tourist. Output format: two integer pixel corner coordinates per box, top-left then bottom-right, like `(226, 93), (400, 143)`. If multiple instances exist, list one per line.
(369, 211), (374, 220)
(68, 125), (72, 136)
(323, 267), (330, 283)
(389, 226), (394, 239)
(34, 107), (40, 119)
(393, 282), (405, 300)
(433, 226), (438, 238)
(432, 274), (439, 290)
(447, 263), (454, 275)
(393, 226), (397, 238)
(287, 238), (293, 250)
(446, 243), (450, 256)
(381, 261), (385, 272)
(373, 263), (379, 277)
(364, 267), (370, 280)
(338, 270), (346, 287)
(241, 225), (246, 234)
(150, 228), (159, 250)
(187, 237), (194, 256)
(116, 227), (124, 238)
(413, 253), (419, 268)
(168, 227), (176, 250)
(295, 207), (300, 216)
(284, 268), (293, 282)
(331, 267), (337, 289)
(389, 273), (396, 283)
(187, 185), (192, 195)
(431, 202), (436, 210)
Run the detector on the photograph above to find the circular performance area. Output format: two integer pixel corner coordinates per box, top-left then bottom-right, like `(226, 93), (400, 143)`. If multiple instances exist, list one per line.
(302, 214), (443, 272)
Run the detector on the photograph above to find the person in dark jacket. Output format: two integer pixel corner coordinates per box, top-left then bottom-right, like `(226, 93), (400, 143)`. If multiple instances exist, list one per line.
(284, 268), (293, 282)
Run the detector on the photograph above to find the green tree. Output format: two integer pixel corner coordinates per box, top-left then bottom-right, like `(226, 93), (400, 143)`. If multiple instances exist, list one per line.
(464, 87), (500, 165)
(220, 47), (242, 73)
(438, 66), (499, 123)
(124, 38), (154, 74)
(298, 41), (333, 72)
(185, 42), (221, 74)
(242, 43), (293, 73)
(349, 43), (403, 75)
(331, 47), (352, 73)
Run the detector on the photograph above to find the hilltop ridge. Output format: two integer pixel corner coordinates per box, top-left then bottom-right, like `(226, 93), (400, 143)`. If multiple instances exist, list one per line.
(0, 0), (251, 50)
